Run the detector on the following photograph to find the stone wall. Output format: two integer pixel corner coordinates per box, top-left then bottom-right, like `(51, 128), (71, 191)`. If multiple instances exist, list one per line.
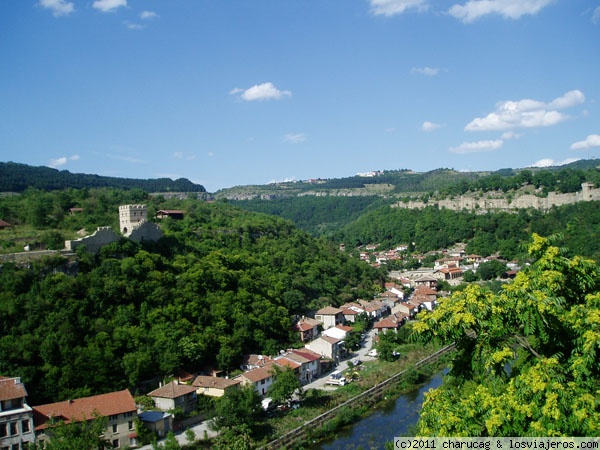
(394, 183), (600, 212)
(64, 227), (120, 253)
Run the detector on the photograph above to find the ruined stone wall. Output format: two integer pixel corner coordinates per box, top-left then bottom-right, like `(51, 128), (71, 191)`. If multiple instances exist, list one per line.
(64, 227), (120, 253)
(394, 183), (600, 212)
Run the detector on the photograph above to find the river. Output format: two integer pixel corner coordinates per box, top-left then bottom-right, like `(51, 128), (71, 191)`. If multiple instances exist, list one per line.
(313, 371), (445, 450)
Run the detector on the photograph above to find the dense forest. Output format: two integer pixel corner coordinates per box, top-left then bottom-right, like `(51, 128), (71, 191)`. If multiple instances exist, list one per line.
(0, 190), (384, 405)
(0, 162), (206, 193)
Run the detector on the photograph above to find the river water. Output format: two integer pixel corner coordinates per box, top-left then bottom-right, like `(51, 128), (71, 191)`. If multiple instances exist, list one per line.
(313, 371), (445, 450)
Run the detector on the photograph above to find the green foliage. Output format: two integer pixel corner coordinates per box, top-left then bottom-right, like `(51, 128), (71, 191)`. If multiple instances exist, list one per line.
(0, 194), (382, 405)
(0, 161), (205, 193)
(212, 385), (262, 432)
(413, 234), (600, 436)
(267, 366), (302, 405)
(29, 415), (109, 450)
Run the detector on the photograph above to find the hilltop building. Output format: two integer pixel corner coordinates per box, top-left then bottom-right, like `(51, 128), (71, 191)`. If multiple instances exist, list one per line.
(0, 376), (35, 450)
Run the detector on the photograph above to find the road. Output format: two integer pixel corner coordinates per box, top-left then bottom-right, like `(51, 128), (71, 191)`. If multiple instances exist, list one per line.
(138, 329), (377, 448)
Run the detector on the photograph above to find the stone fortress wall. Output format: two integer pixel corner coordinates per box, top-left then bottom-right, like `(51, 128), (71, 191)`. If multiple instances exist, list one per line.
(65, 204), (163, 253)
(394, 182), (600, 212)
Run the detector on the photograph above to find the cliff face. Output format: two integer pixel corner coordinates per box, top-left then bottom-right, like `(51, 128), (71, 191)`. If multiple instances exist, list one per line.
(394, 182), (599, 212)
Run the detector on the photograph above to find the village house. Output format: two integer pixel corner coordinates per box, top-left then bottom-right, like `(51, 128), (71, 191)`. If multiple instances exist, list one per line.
(411, 286), (438, 311)
(0, 377), (35, 450)
(293, 317), (322, 342)
(147, 381), (198, 416)
(0, 220), (12, 229)
(322, 324), (353, 341)
(393, 300), (419, 319)
(33, 389), (137, 449)
(279, 349), (321, 384)
(373, 313), (408, 334)
(314, 306), (344, 330)
(192, 376), (241, 398)
(235, 366), (275, 396)
(305, 335), (344, 364)
(155, 210), (185, 220)
(413, 275), (438, 290)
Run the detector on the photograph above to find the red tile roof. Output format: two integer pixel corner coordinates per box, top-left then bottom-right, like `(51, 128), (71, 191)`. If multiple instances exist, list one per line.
(240, 366), (274, 383)
(316, 306), (342, 315)
(0, 376), (27, 401)
(33, 389), (136, 431)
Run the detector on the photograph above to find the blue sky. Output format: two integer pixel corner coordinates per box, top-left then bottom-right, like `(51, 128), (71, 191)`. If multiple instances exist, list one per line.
(1, 0), (599, 192)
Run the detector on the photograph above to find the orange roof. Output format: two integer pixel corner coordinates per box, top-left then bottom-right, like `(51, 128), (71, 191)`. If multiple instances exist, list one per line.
(316, 306), (342, 315)
(33, 389), (135, 431)
(289, 349), (321, 362)
(148, 381), (197, 399)
(240, 366), (274, 383)
(275, 358), (301, 370)
(0, 376), (27, 401)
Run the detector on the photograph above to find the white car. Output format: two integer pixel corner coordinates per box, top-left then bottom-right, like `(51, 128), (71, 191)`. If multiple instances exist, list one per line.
(367, 349), (378, 357)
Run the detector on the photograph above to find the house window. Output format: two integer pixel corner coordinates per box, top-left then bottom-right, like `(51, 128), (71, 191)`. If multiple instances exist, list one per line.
(260, 379), (265, 385)
(112, 439), (119, 448)
(9, 422), (17, 436)
(128, 421), (133, 430)
(22, 419), (30, 433)
(11, 445), (18, 450)
(109, 414), (119, 421)
(123, 411), (133, 418)
(0, 423), (6, 437)
(112, 423), (118, 433)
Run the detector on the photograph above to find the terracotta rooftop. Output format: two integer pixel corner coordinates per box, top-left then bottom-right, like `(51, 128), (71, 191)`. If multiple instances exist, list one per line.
(274, 358), (301, 370)
(192, 376), (241, 390)
(0, 376), (27, 402)
(292, 348), (321, 361)
(147, 381), (197, 399)
(239, 366), (274, 383)
(33, 389), (135, 431)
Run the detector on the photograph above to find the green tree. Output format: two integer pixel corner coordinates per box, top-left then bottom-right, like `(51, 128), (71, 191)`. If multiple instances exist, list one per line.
(267, 366), (302, 405)
(413, 234), (600, 436)
(211, 385), (262, 432)
(29, 415), (109, 450)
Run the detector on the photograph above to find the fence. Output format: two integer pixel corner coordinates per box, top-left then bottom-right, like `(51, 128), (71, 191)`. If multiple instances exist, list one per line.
(261, 343), (455, 450)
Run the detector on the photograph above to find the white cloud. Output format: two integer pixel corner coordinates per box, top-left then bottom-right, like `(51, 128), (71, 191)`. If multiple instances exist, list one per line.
(530, 158), (580, 168)
(39, 0), (74, 17)
(141, 11), (159, 20)
(570, 134), (600, 151)
(125, 22), (144, 30)
(230, 82), (292, 101)
(449, 0), (554, 23)
(501, 131), (522, 140)
(465, 90), (585, 132)
(48, 154), (79, 168)
(93, 0), (127, 13)
(411, 67), (439, 76)
(449, 139), (503, 154)
(283, 133), (306, 144)
(421, 121), (441, 132)
(593, 6), (600, 24)
(173, 151), (196, 160)
(369, 0), (428, 16)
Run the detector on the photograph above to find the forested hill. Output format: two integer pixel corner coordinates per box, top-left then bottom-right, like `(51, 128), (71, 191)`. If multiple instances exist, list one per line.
(0, 161), (206, 193)
(0, 193), (384, 405)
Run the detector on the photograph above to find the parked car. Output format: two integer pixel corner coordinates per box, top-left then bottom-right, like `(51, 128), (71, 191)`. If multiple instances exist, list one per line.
(352, 358), (362, 366)
(367, 349), (378, 357)
(326, 369), (347, 386)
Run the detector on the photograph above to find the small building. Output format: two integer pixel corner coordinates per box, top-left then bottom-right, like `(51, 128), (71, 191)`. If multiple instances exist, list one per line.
(192, 376), (241, 398)
(235, 366), (275, 397)
(138, 410), (173, 438)
(155, 210), (185, 220)
(33, 389), (137, 449)
(293, 317), (322, 342)
(305, 335), (344, 364)
(147, 381), (198, 416)
(314, 306), (344, 330)
(0, 377), (35, 450)
(0, 219), (13, 229)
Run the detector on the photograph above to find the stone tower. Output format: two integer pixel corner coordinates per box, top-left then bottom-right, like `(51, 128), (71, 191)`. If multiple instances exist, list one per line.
(119, 204), (147, 237)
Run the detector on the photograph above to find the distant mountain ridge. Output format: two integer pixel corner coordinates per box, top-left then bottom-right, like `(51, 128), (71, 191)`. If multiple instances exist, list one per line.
(0, 162), (206, 193)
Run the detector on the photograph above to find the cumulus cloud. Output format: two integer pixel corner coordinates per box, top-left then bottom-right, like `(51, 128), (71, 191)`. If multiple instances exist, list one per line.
(141, 11), (159, 20)
(449, 140), (503, 154)
(449, 0), (554, 23)
(464, 90), (585, 132)
(570, 134), (600, 151)
(369, 0), (428, 16)
(422, 121), (442, 132)
(411, 67), (440, 76)
(230, 82), (292, 101)
(39, 0), (74, 17)
(93, 0), (127, 13)
(173, 151), (197, 160)
(48, 154), (79, 168)
(283, 133), (306, 144)
(530, 158), (580, 168)
(501, 131), (522, 140)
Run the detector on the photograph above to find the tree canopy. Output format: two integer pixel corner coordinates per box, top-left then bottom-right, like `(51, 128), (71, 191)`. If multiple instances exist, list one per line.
(413, 234), (600, 436)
